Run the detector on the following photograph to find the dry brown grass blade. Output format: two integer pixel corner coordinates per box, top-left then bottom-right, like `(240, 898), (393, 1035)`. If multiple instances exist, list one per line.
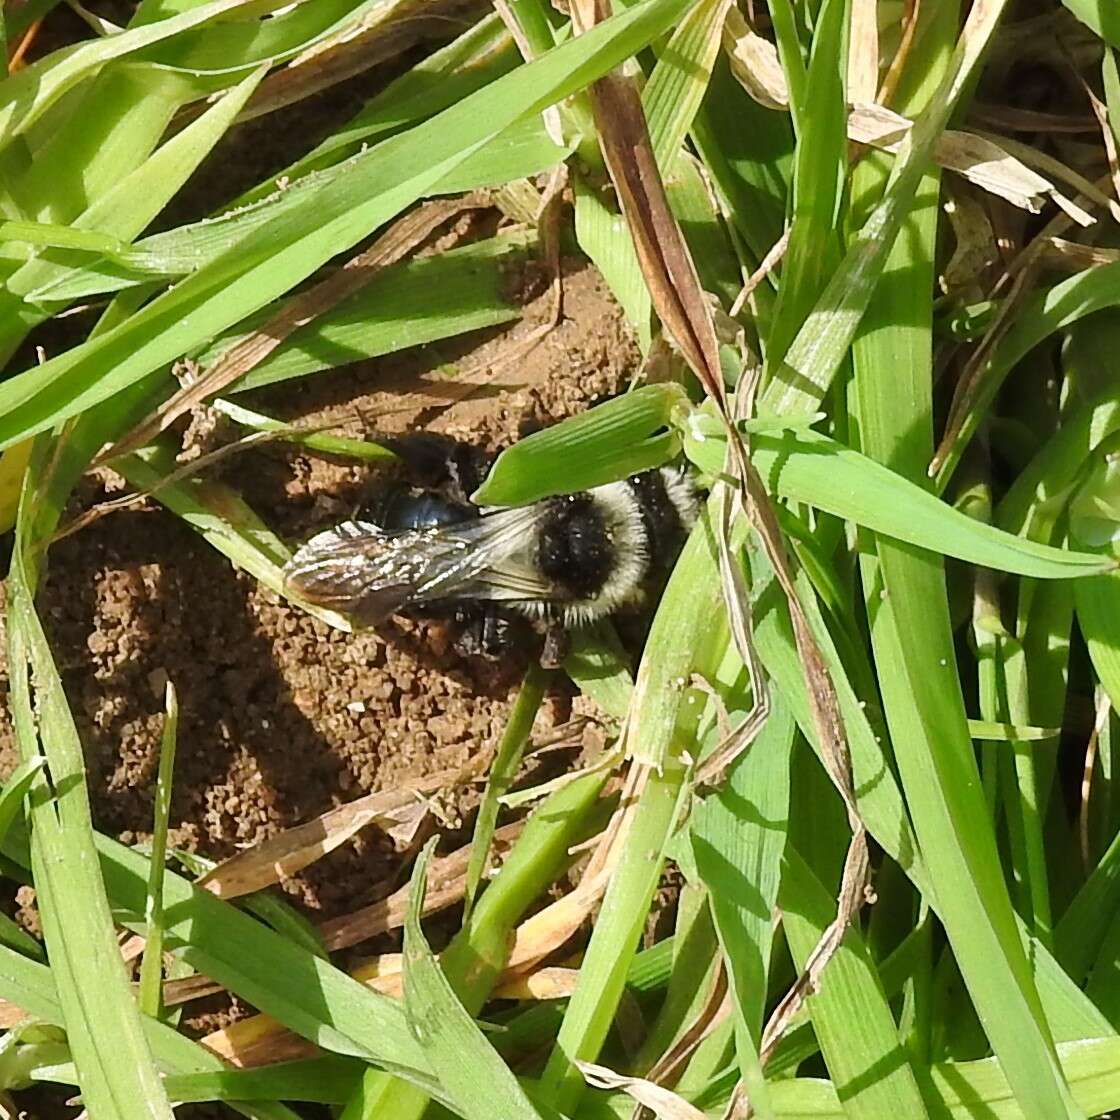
(1080, 691), (1112, 870)
(722, 20), (1068, 213)
(847, 104), (1063, 213)
(498, 768), (637, 976)
(1037, 238), (1120, 271)
(204, 0), (484, 124)
(197, 760), (484, 899)
(1075, 62), (1120, 207)
(729, 229), (789, 318)
(505, 864), (612, 972)
(641, 964), (731, 1091)
(101, 196), (486, 464)
(575, 1060), (707, 1120)
(572, 0), (724, 405)
(721, 7), (787, 110)
(876, 0), (919, 106)
(930, 169), (1117, 477)
(51, 425), (300, 545)
(319, 817), (525, 952)
(847, 0), (879, 104)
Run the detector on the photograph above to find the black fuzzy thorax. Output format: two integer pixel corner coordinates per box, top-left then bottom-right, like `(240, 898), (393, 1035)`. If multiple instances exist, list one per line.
(535, 494), (615, 600)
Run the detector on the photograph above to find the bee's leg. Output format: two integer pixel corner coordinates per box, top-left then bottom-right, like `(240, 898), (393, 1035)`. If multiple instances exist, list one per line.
(451, 605), (527, 660)
(540, 622), (570, 669)
(450, 604), (488, 658)
(480, 608), (525, 658)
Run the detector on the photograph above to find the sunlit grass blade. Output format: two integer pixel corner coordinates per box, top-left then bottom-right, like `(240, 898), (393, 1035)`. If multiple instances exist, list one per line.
(683, 426), (1112, 579)
(475, 383), (687, 504)
(7, 438), (175, 1119)
(847, 3), (1080, 1110)
(760, 0), (1011, 418)
(138, 680), (179, 1020)
(464, 662), (549, 916)
(643, 0), (731, 175)
(357, 772), (607, 1119)
(0, 0), (274, 149)
(0, 943), (303, 1120)
(573, 171), (652, 349)
(691, 697), (795, 1117)
(215, 233), (533, 392)
(402, 842), (544, 1120)
(232, 14), (518, 206)
(538, 514), (731, 1113)
(0, 0), (689, 451)
(6, 63), (264, 307)
(30, 117), (563, 304)
(781, 846), (928, 1117)
(763, 0), (847, 370)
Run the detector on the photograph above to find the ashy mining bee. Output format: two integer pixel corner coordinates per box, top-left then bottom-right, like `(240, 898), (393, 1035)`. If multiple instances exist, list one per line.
(283, 432), (699, 667)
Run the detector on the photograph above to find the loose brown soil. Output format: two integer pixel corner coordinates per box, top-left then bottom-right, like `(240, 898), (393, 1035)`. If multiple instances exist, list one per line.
(0, 257), (638, 1100)
(2, 255), (637, 884)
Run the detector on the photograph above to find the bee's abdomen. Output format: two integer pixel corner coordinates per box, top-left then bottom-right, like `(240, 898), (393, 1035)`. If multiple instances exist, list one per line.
(374, 488), (477, 532)
(626, 467), (697, 569)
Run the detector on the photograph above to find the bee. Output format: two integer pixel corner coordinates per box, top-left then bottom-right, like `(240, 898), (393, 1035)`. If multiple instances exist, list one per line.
(283, 433), (699, 667)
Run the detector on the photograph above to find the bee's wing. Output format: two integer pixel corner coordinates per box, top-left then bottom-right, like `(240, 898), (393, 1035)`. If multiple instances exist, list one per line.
(283, 506), (551, 626)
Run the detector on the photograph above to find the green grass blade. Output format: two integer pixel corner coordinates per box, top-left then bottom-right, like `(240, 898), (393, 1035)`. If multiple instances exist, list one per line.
(760, 0), (1006, 418)
(684, 427), (1112, 579)
(403, 841), (545, 1120)
(474, 383), (688, 504)
(849, 88), (1083, 1120)
(218, 233), (533, 392)
(464, 662), (549, 916)
(749, 556), (926, 890)
(29, 116), (561, 304)
(692, 697), (795, 1117)
(211, 398), (395, 461)
(935, 262), (1120, 490)
(232, 14), (518, 206)
(691, 57), (791, 266)
(7, 441), (175, 1119)
(137, 681), (179, 1020)
(346, 771), (607, 1118)
(0, 942), (302, 1120)
(643, 0), (731, 175)
(764, 0), (847, 370)
(572, 172), (652, 349)
(781, 846), (929, 1117)
(0, 0), (689, 451)
(0, 755), (44, 851)
(1076, 572), (1120, 713)
(0, 0), (273, 149)
(1061, 0), (1120, 47)
(7, 63), (264, 303)
(538, 511), (732, 1113)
